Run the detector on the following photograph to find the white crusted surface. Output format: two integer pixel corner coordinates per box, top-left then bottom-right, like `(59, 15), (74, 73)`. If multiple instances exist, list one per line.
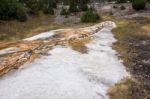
(0, 22), (128, 99)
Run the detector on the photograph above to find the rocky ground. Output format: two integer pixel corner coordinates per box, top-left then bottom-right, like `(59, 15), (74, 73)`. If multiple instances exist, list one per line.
(125, 32), (150, 98)
(108, 17), (150, 99)
(94, 3), (150, 18)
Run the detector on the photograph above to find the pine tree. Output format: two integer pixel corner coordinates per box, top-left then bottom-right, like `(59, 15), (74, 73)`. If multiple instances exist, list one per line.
(78, 0), (89, 11)
(0, 0), (27, 21)
(42, 0), (55, 14)
(69, 0), (78, 12)
(132, 0), (146, 10)
(19, 0), (40, 14)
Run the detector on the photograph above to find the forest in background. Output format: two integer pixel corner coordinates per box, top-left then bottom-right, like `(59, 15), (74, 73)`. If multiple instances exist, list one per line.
(0, 0), (149, 22)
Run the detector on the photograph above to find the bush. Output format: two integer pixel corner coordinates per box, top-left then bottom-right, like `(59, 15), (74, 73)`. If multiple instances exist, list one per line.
(43, 7), (54, 15)
(0, 0), (27, 22)
(120, 5), (126, 10)
(132, 0), (146, 11)
(81, 10), (100, 23)
(62, 0), (69, 5)
(147, 0), (150, 3)
(60, 8), (69, 17)
(116, 0), (128, 3)
(88, 7), (95, 11)
(16, 4), (27, 22)
(69, 0), (78, 12)
(21, 0), (40, 14)
(113, 5), (118, 9)
(52, 2), (57, 8)
(79, 4), (88, 11)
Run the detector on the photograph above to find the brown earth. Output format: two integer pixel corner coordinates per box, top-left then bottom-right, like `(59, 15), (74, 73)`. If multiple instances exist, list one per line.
(107, 16), (150, 99)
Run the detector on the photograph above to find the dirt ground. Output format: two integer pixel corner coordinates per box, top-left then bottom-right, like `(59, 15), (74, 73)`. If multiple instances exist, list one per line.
(106, 16), (150, 99)
(0, 13), (94, 41)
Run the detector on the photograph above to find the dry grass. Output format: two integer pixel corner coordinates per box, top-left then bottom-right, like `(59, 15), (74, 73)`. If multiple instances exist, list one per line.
(69, 37), (91, 53)
(108, 78), (133, 99)
(105, 16), (150, 99)
(0, 15), (58, 41)
(0, 14), (94, 41)
(108, 78), (149, 99)
(142, 24), (150, 34)
(103, 15), (150, 65)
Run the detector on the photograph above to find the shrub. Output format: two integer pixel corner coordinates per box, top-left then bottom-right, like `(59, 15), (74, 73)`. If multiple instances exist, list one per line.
(52, 2), (57, 8)
(0, 0), (27, 22)
(21, 0), (40, 14)
(69, 0), (78, 12)
(113, 5), (118, 9)
(147, 0), (150, 3)
(43, 7), (54, 15)
(88, 7), (95, 11)
(120, 5), (126, 10)
(62, 0), (69, 5)
(79, 4), (88, 11)
(132, 0), (146, 11)
(69, 7), (78, 12)
(81, 10), (100, 23)
(116, 0), (128, 3)
(16, 4), (27, 22)
(60, 8), (69, 17)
